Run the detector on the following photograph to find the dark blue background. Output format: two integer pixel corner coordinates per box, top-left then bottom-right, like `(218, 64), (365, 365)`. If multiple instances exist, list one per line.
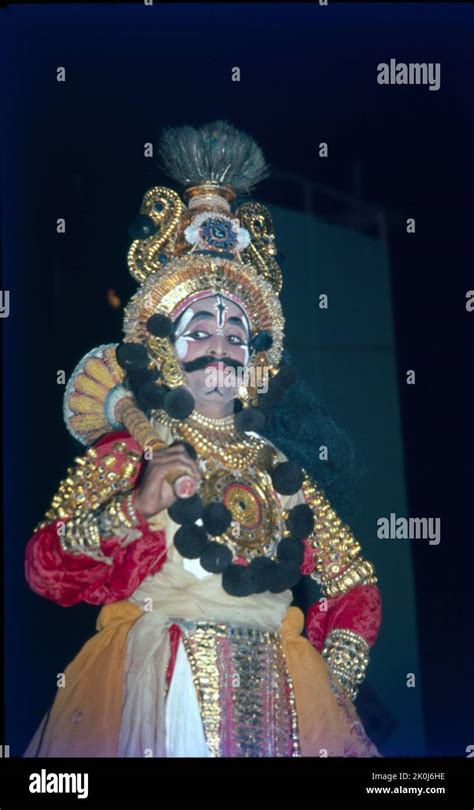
(2, 2), (473, 758)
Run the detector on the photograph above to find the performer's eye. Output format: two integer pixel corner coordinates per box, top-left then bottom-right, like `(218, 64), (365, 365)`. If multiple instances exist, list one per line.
(227, 334), (246, 345)
(185, 330), (211, 340)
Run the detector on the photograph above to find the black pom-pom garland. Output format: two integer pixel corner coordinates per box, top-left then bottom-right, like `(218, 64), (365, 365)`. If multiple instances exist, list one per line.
(276, 537), (304, 566)
(234, 406), (266, 433)
(116, 342), (149, 371)
(221, 564), (257, 597)
(262, 561), (300, 593)
(200, 542), (233, 574)
(146, 313), (173, 338)
(250, 330), (273, 353)
(276, 563), (301, 593)
(166, 426), (315, 596)
(249, 557), (279, 593)
(201, 501), (233, 536)
(136, 381), (167, 410)
(163, 386), (195, 419)
(286, 503), (315, 540)
(173, 524), (208, 558)
(270, 461), (304, 495)
(127, 367), (160, 389)
(168, 493), (203, 525)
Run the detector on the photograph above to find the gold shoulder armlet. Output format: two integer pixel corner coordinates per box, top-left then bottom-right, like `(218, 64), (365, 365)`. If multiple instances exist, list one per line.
(34, 442), (142, 562)
(301, 471), (377, 599)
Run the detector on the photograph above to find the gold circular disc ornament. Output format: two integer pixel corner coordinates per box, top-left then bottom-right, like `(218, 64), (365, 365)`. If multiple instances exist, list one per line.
(199, 466), (285, 560)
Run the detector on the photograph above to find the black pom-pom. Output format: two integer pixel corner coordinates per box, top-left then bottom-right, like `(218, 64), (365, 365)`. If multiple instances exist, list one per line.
(234, 406), (266, 433)
(127, 367), (160, 389)
(128, 214), (157, 240)
(267, 562), (301, 593)
(163, 387), (195, 419)
(201, 501), (233, 536)
(233, 398), (244, 413)
(200, 542), (233, 573)
(147, 313), (173, 338)
(116, 342), (149, 371)
(251, 330), (273, 352)
(276, 537), (304, 566)
(221, 564), (257, 597)
(170, 439), (197, 460)
(270, 461), (304, 495)
(168, 493), (203, 525)
(249, 557), (279, 593)
(173, 524), (208, 559)
(286, 503), (315, 540)
(276, 563), (302, 590)
(136, 381), (167, 410)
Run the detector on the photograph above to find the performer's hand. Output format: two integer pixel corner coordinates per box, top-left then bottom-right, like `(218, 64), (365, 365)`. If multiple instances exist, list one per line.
(134, 445), (201, 518)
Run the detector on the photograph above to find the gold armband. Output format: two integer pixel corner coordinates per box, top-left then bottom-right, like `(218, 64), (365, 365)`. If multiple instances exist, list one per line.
(36, 442), (142, 531)
(59, 512), (111, 563)
(58, 492), (142, 563)
(322, 628), (370, 701)
(301, 472), (377, 598)
(36, 441), (143, 562)
(96, 492), (142, 539)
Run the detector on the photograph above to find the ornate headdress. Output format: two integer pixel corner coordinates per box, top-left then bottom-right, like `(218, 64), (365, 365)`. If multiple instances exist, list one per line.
(64, 121), (292, 444)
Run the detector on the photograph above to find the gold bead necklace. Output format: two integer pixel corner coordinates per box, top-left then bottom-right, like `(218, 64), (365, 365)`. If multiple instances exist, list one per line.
(152, 409), (272, 470)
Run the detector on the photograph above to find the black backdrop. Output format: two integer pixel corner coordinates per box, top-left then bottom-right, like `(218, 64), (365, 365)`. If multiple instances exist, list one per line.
(2, 1), (474, 759)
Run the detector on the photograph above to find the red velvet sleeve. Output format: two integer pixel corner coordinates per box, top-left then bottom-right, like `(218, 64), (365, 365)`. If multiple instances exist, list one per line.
(296, 485), (382, 651)
(24, 431), (168, 607)
(305, 583), (382, 652)
(299, 538), (382, 650)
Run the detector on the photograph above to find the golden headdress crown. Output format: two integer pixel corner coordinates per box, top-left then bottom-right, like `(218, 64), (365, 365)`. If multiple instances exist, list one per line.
(123, 120), (286, 371)
(127, 120), (283, 294)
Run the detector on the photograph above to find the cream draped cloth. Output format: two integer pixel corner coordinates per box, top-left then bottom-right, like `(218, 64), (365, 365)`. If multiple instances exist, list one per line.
(116, 418), (302, 758)
(117, 543), (293, 757)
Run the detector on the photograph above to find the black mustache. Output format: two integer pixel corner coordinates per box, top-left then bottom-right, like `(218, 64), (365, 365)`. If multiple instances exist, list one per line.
(182, 356), (244, 373)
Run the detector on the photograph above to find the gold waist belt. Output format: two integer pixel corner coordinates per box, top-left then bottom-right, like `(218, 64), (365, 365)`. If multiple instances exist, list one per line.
(177, 621), (301, 757)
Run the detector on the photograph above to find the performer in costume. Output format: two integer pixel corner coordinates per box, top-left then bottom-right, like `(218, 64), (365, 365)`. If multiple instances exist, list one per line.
(24, 121), (382, 758)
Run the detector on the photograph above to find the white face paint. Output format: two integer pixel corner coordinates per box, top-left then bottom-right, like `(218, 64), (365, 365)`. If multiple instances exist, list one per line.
(174, 306), (197, 359)
(171, 294), (251, 365)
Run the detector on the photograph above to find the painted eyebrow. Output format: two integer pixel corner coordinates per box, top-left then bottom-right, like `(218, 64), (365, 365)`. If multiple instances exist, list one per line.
(227, 316), (248, 331)
(185, 311), (248, 332)
(185, 311), (214, 327)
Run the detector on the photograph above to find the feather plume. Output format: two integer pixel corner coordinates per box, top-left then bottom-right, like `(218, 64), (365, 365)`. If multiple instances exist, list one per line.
(158, 120), (270, 194)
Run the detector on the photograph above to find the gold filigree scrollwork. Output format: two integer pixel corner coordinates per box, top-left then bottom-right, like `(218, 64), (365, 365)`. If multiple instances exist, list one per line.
(235, 201), (283, 294)
(128, 186), (185, 284)
(147, 334), (184, 388)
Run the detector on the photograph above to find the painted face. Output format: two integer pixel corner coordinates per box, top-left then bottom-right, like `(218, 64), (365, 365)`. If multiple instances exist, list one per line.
(171, 294), (251, 405)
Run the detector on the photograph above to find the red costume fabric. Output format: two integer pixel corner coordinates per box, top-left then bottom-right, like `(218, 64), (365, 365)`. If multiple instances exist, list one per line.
(25, 431), (382, 679)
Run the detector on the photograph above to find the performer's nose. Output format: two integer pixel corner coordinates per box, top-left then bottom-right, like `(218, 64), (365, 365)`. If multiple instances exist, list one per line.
(209, 334), (226, 356)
